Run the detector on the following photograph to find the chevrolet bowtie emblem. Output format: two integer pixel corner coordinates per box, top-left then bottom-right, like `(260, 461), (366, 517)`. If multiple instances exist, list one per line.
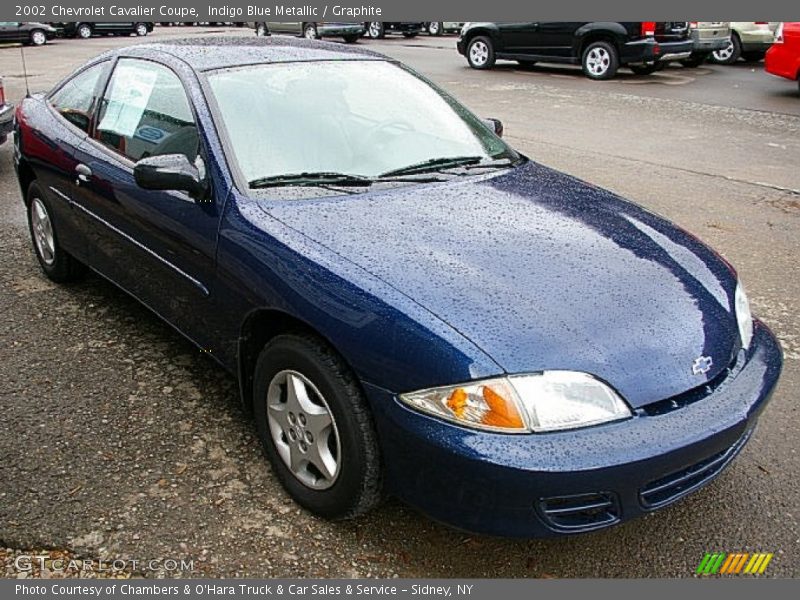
(692, 355), (713, 375)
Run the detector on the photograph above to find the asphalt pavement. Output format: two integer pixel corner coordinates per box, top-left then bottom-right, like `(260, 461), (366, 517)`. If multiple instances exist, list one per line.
(1, 27), (798, 578)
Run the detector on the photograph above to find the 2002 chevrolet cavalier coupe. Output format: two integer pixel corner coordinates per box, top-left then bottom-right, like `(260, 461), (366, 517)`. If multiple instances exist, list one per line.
(14, 38), (782, 536)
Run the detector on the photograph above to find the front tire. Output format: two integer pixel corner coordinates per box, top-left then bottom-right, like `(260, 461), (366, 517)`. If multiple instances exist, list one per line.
(253, 334), (382, 519)
(466, 36), (495, 70)
(581, 41), (619, 80)
(303, 23), (319, 40)
(711, 35), (741, 64)
(29, 29), (47, 46)
(76, 23), (92, 39)
(428, 22), (443, 36)
(255, 23), (268, 37)
(26, 182), (84, 283)
(134, 23), (149, 37)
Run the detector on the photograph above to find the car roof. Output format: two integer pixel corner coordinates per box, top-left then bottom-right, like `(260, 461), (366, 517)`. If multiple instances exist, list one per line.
(108, 36), (388, 72)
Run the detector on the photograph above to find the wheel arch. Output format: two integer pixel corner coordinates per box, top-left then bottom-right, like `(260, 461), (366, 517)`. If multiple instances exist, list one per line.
(576, 25), (623, 58)
(461, 25), (502, 50)
(237, 308), (355, 413)
(16, 157), (36, 203)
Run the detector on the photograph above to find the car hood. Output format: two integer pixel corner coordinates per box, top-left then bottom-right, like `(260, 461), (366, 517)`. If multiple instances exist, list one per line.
(258, 161), (741, 408)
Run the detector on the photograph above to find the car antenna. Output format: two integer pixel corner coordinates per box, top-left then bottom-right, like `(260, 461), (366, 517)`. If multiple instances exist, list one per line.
(18, 24), (30, 97)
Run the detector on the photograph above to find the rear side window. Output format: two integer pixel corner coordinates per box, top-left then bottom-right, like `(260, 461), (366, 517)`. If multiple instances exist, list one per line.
(93, 58), (198, 163)
(49, 62), (108, 133)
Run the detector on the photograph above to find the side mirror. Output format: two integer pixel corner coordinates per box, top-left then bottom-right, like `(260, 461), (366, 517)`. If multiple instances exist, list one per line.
(484, 118), (504, 138)
(133, 154), (207, 199)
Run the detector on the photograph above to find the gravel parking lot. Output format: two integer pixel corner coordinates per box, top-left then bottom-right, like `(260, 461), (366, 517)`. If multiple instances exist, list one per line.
(1, 26), (798, 578)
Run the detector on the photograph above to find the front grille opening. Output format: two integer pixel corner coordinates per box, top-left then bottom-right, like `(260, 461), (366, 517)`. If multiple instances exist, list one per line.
(640, 430), (751, 509)
(538, 492), (620, 532)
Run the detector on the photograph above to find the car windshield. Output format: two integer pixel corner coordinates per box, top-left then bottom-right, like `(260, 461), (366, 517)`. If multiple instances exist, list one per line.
(206, 60), (519, 188)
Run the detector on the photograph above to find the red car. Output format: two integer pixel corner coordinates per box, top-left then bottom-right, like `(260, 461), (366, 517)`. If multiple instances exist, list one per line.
(765, 22), (800, 92)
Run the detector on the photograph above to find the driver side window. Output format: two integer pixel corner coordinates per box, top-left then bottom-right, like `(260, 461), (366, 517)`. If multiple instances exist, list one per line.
(93, 58), (198, 163)
(49, 62), (108, 133)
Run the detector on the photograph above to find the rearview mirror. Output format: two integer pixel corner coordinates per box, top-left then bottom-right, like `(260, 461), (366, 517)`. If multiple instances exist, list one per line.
(133, 154), (208, 199)
(484, 118), (504, 138)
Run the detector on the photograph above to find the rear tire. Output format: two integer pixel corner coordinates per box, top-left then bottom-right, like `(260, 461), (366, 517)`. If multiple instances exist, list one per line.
(77, 23), (92, 39)
(26, 182), (85, 283)
(303, 23), (319, 40)
(29, 29), (47, 46)
(466, 36), (495, 70)
(255, 23), (268, 37)
(253, 334), (382, 519)
(428, 22), (443, 36)
(711, 35), (741, 64)
(134, 23), (149, 37)
(581, 41), (619, 80)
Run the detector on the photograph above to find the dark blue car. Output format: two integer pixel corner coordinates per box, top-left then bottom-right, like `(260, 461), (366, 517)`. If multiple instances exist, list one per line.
(13, 38), (782, 537)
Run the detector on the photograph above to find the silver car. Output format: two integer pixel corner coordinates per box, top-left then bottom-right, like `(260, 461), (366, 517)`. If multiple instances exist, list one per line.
(682, 21), (731, 67)
(711, 22), (780, 64)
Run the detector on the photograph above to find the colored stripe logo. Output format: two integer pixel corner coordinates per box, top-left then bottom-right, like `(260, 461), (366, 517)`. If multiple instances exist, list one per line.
(696, 552), (774, 575)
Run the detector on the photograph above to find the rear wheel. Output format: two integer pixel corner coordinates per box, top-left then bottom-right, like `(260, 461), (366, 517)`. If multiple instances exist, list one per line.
(466, 36), (495, 70)
(711, 35), (741, 64)
(581, 41), (618, 80)
(428, 22), (443, 36)
(76, 23), (92, 39)
(29, 29), (47, 46)
(367, 22), (384, 39)
(303, 23), (319, 40)
(26, 182), (85, 283)
(253, 334), (382, 519)
(255, 23), (268, 37)
(134, 23), (149, 37)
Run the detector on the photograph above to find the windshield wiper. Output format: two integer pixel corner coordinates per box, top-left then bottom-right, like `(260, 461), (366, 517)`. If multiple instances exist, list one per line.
(249, 172), (373, 189)
(379, 156), (484, 177)
(462, 157), (519, 170)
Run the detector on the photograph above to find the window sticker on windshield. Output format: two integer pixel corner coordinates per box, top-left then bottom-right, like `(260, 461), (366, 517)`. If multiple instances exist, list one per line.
(98, 66), (158, 138)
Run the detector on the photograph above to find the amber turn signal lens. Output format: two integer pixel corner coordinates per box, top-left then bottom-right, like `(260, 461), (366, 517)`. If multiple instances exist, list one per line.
(446, 387), (468, 418)
(481, 386), (524, 429)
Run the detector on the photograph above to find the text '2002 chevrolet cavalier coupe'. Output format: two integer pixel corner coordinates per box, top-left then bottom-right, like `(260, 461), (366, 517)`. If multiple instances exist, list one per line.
(14, 38), (782, 537)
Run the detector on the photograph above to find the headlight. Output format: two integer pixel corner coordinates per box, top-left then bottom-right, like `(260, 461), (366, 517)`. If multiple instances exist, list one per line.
(735, 281), (754, 349)
(399, 371), (631, 433)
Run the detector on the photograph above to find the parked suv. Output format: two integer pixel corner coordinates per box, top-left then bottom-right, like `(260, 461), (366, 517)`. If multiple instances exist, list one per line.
(458, 22), (693, 79)
(54, 22), (153, 39)
(250, 21), (364, 43)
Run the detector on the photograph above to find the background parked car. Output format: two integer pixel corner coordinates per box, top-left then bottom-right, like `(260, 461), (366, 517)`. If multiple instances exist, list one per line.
(363, 22), (424, 39)
(710, 22), (780, 64)
(249, 21), (364, 43)
(0, 76), (12, 145)
(765, 22), (800, 92)
(0, 21), (56, 46)
(424, 22), (464, 36)
(681, 21), (730, 67)
(53, 22), (154, 39)
(458, 22), (692, 79)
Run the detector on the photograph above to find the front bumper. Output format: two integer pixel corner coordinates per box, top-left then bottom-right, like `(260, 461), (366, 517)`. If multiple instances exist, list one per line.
(367, 321), (782, 537)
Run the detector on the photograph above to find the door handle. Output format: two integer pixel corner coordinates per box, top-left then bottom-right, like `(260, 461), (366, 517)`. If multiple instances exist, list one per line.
(75, 163), (92, 185)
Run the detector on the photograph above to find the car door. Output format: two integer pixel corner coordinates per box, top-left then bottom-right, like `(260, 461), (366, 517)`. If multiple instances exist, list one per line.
(71, 57), (223, 350)
(268, 21), (300, 35)
(496, 22), (542, 54)
(534, 22), (583, 58)
(33, 60), (112, 265)
(0, 22), (22, 42)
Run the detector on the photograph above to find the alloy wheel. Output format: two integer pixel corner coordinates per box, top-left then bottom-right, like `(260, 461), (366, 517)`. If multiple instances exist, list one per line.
(713, 41), (734, 62)
(368, 22), (382, 38)
(135, 24), (148, 36)
(469, 40), (489, 67)
(78, 25), (91, 39)
(30, 198), (55, 266)
(429, 22), (441, 36)
(304, 25), (318, 40)
(586, 47), (611, 76)
(31, 30), (46, 45)
(266, 370), (341, 490)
